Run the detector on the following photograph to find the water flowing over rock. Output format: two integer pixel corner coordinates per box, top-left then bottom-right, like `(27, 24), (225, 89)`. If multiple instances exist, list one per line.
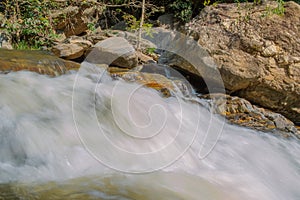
(176, 1), (300, 123)
(110, 66), (193, 98)
(1, 70), (300, 199)
(110, 71), (175, 97)
(0, 49), (80, 76)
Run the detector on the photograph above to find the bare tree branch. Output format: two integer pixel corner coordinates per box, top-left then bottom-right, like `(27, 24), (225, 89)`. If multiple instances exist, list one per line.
(137, 0), (145, 50)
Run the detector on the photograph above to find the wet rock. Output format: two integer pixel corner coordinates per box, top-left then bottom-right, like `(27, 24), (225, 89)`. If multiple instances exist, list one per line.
(110, 71), (173, 97)
(0, 49), (80, 76)
(201, 93), (299, 139)
(86, 37), (138, 68)
(107, 66), (131, 73)
(110, 69), (192, 98)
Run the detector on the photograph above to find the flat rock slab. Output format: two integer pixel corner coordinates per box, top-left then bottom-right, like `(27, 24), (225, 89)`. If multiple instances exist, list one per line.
(0, 49), (80, 76)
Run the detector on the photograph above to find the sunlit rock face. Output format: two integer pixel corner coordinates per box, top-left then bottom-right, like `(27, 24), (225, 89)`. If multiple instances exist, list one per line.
(180, 2), (300, 123)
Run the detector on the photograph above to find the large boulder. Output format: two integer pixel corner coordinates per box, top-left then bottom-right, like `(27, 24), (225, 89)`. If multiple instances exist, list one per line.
(175, 1), (300, 123)
(86, 37), (138, 68)
(141, 27), (225, 93)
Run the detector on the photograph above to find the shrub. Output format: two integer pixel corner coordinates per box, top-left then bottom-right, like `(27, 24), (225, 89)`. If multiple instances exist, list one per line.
(1, 0), (59, 49)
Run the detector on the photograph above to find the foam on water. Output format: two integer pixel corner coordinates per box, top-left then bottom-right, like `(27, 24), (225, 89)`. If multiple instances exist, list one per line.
(0, 70), (300, 199)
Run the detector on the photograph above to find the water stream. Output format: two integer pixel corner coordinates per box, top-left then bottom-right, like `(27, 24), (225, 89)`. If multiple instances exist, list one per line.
(0, 69), (300, 199)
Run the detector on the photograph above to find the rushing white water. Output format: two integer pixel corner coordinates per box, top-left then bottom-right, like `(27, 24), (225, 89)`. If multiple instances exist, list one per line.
(0, 70), (300, 200)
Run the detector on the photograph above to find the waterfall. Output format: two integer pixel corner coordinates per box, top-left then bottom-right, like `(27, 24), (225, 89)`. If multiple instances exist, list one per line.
(0, 69), (299, 200)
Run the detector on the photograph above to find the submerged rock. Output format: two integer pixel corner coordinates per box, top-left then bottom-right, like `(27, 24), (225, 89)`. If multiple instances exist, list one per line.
(0, 49), (80, 76)
(110, 71), (173, 97)
(201, 93), (299, 139)
(110, 69), (192, 98)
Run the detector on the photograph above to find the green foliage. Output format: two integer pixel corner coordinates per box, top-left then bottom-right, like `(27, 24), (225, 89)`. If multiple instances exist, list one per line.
(261, 0), (285, 17)
(146, 47), (156, 55)
(122, 13), (139, 30)
(87, 23), (96, 31)
(273, 0), (285, 15)
(203, 0), (211, 6)
(2, 0), (59, 49)
(13, 40), (40, 50)
(169, 0), (193, 23)
(122, 13), (153, 33)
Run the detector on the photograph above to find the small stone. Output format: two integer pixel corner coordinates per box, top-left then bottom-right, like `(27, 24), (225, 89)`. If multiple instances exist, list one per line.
(262, 44), (278, 57)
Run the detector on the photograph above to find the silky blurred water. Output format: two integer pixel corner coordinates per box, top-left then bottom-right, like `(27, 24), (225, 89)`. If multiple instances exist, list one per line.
(0, 70), (300, 200)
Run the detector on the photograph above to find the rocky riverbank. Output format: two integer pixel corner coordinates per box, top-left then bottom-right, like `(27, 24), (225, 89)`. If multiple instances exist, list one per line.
(185, 1), (300, 124)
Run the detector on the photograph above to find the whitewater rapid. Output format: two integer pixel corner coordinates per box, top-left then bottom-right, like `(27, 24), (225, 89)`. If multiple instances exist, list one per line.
(0, 69), (300, 200)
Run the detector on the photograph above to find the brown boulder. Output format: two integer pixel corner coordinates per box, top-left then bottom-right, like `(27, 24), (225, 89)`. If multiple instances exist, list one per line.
(51, 6), (88, 37)
(52, 37), (93, 60)
(0, 49), (80, 76)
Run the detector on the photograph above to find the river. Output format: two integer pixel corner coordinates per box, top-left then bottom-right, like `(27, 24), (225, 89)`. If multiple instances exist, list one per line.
(0, 67), (300, 199)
